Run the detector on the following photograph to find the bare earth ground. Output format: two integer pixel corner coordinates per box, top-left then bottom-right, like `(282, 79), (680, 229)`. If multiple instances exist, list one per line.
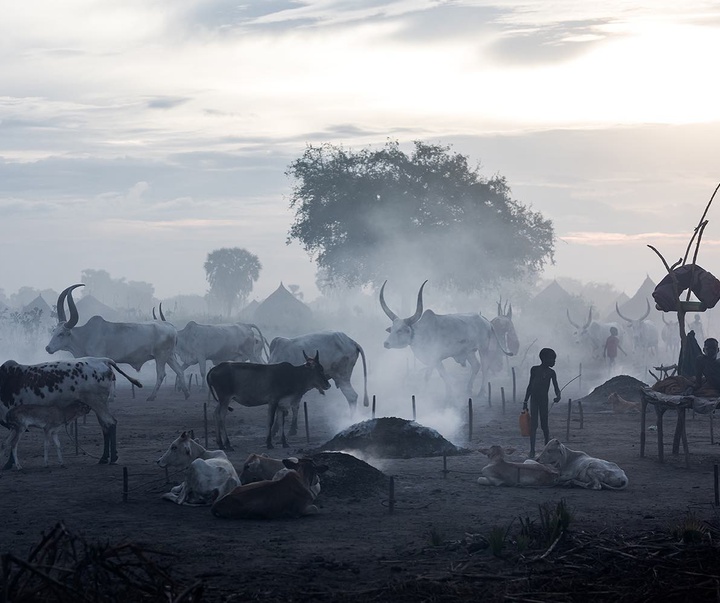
(3, 366), (720, 602)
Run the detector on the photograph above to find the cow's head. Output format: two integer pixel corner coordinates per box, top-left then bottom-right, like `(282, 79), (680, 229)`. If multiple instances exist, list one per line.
(492, 298), (519, 356)
(379, 280), (427, 349)
(156, 430), (200, 469)
(302, 351), (331, 395)
(566, 307), (593, 343)
(535, 438), (565, 468)
(616, 299), (651, 346)
(46, 284), (85, 355)
(282, 457), (328, 499)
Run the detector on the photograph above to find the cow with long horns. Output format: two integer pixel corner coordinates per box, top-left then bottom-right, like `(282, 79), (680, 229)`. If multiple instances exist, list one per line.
(488, 299), (520, 374)
(661, 314), (681, 358)
(379, 280), (513, 399)
(566, 307), (623, 359)
(615, 299), (659, 356)
(46, 284), (190, 401)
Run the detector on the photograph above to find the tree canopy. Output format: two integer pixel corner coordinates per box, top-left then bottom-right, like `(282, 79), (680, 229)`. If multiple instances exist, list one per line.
(204, 247), (261, 317)
(286, 140), (555, 293)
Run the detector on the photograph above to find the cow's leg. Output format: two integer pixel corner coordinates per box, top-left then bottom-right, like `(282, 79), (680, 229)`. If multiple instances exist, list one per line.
(280, 410), (289, 449)
(336, 378), (359, 417)
(435, 361), (454, 401)
(50, 429), (64, 466)
(166, 356), (191, 399)
(9, 430), (22, 470)
(147, 361), (167, 401)
(266, 405), (277, 449)
(93, 406), (118, 464)
(199, 360), (208, 391)
(288, 400), (300, 437)
(214, 402), (233, 450)
(2, 430), (21, 470)
(465, 354), (481, 396)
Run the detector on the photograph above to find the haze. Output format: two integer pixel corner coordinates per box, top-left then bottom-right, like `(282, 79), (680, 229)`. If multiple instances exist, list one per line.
(2, 1), (720, 303)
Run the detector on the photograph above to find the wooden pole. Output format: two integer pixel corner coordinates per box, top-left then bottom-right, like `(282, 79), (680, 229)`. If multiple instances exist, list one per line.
(501, 387), (506, 415)
(122, 467), (128, 503)
(578, 400), (584, 429)
(711, 412), (715, 445)
(372, 394), (376, 419)
(74, 419), (78, 456)
(578, 364), (582, 396)
(512, 367), (516, 403)
(412, 395), (416, 421)
(304, 401), (310, 444)
(468, 398), (473, 442)
(715, 465), (719, 506)
(442, 454), (448, 478)
(131, 384), (135, 399)
(566, 398), (572, 441)
(487, 383), (492, 408)
(388, 476), (395, 515)
(203, 403), (208, 449)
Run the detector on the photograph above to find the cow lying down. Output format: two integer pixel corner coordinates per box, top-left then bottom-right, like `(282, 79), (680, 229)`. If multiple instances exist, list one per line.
(536, 439), (628, 490)
(477, 445), (559, 487)
(212, 457), (328, 520)
(156, 431), (239, 505)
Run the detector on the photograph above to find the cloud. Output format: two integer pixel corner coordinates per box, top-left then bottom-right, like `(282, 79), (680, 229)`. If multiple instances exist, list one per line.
(146, 96), (191, 110)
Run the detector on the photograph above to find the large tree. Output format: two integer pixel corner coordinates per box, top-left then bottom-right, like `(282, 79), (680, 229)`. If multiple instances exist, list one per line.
(204, 247), (262, 317)
(286, 140), (555, 293)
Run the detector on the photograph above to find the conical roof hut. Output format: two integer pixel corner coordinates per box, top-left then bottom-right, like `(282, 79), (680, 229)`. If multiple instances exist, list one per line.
(22, 295), (52, 317)
(253, 283), (313, 335)
(75, 294), (122, 325)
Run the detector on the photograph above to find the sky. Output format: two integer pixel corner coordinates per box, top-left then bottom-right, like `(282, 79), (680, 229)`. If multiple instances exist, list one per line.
(2, 0), (720, 305)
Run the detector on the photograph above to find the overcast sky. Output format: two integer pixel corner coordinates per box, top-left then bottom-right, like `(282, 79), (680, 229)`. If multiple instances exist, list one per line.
(2, 1), (720, 303)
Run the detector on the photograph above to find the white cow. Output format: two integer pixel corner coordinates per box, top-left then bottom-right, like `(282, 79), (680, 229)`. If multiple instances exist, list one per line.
(616, 300), (659, 356)
(1, 401), (91, 469)
(156, 431), (240, 505)
(46, 284), (190, 401)
(535, 439), (629, 490)
(476, 445), (559, 487)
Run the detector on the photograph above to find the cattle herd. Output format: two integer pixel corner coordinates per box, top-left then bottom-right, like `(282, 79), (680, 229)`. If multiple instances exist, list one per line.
(1, 279), (642, 521)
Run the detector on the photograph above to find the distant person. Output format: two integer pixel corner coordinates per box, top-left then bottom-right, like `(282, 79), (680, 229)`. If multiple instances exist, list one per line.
(523, 348), (561, 459)
(689, 314), (705, 343)
(603, 326), (626, 367)
(693, 338), (720, 394)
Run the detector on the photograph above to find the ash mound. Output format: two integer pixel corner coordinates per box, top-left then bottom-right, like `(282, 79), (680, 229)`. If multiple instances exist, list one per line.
(318, 417), (469, 459)
(308, 451), (389, 500)
(578, 375), (648, 407)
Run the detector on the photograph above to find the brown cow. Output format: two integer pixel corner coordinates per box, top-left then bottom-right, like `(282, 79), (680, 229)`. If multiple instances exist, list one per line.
(211, 457), (328, 520)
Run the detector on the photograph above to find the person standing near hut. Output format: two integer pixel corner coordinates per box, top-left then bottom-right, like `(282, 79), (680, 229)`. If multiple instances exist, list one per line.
(523, 348), (561, 459)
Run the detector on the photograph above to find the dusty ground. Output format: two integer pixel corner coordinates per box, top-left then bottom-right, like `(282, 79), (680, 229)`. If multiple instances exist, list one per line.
(2, 363), (720, 602)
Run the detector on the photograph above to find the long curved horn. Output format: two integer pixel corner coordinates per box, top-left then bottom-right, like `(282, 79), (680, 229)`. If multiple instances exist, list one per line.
(152, 307), (157, 320)
(379, 281), (398, 322)
(56, 288), (69, 323)
(62, 283), (84, 329)
(506, 303), (512, 321)
(497, 301), (502, 317)
(408, 280), (428, 325)
(615, 302), (632, 323)
(584, 307), (593, 329)
(159, 302), (166, 321)
(639, 298), (651, 322)
(566, 309), (580, 329)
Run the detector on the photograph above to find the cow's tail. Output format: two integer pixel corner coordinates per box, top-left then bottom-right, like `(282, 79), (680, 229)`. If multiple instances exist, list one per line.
(248, 323), (270, 362)
(107, 360), (143, 388)
(357, 343), (369, 407)
(206, 366), (220, 402)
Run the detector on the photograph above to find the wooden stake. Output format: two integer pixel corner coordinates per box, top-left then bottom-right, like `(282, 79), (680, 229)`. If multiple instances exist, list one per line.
(443, 454), (448, 479)
(389, 476), (395, 515)
(74, 419), (78, 456)
(715, 465), (719, 506)
(304, 401), (310, 444)
(487, 383), (492, 408)
(566, 398), (572, 441)
(578, 400), (584, 429)
(412, 395), (416, 421)
(372, 394), (376, 419)
(123, 467), (128, 503)
(512, 367), (516, 403)
(203, 403), (208, 449)
(501, 387), (506, 415)
(468, 398), (473, 442)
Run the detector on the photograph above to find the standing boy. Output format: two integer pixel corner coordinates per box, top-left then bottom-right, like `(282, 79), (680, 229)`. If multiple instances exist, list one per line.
(603, 326), (626, 367)
(523, 348), (561, 459)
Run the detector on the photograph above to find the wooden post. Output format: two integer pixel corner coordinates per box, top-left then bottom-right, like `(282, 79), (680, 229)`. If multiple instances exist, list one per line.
(442, 454), (449, 478)
(487, 383), (492, 408)
(578, 363), (582, 396)
(468, 398), (473, 442)
(566, 398), (572, 441)
(715, 465), (719, 506)
(640, 395), (648, 457)
(304, 401), (310, 444)
(372, 394), (376, 419)
(501, 387), (506, 415)
(203, 403), (208, 449)
(578, 400), (584, 429)
(711, 412), (715, 445)
(512, 367), (516, 403)
(74, 419), (78, 456)
(122, 467), (128, 503)
(131, 384), (135, 399)
(412, 395), (416, 421)
(188, 373), (192, 394)
(388, 476), (395, 515)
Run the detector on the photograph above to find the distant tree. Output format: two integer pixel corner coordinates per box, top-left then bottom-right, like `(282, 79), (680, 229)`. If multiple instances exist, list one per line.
(80, 269), (155, 310)
(204, 247), (262, 317)
(287, 284), (304, 301)
(286, 140), (555, 293)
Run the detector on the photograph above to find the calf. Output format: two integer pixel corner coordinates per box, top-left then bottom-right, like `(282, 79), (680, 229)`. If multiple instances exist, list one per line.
(156, 431), (239, 505)
(206, 351), (331, 450)
(607, 392), (640, 414)
(477, 445), (559, 487)
(0, 357), (143, 466)
(1, 401), (91, 469)
(536, 439), (629, 490)
(240, 453), (288, 484)
(211, 457), (328, 520)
